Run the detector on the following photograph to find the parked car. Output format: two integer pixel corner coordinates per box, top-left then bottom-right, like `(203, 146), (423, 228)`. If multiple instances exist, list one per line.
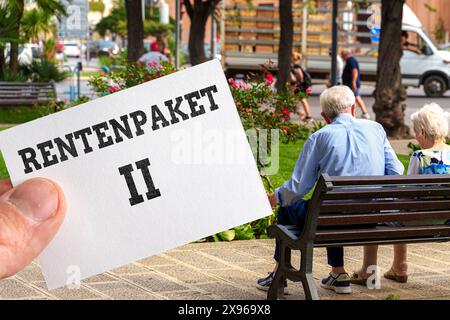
(87, 40), (100, 58)
(4, 43), (42, 65)
(63, 43), (81, 58)
(98, 40), (120, 57)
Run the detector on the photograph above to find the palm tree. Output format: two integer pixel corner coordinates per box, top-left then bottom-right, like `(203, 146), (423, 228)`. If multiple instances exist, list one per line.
(4, 0), (65, 74)
(21, 8), (53, 43)
(0, 5), (17, 77)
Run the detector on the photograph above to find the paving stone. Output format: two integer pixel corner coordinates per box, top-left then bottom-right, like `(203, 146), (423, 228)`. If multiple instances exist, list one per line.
(234, 245), (275, 259)
(83, 274), (119, 284)
(137, 255), (176, 267)
(395, 279), (450, 298)
(123, 273), (189, 292)
(165, 251), (228, 269)
(15, 264), (45, 283)
(161, 291), (218, 300)
(199, 249), (266, 264)
(0, 278), (43, 299)
(195, 282), (263, 300)
(31, 282), (105, 300)
(417, 275), (450, 288)
(109, 263), (151, 275)
(206, 269), (262, 288)
(152, 265), (216, 284)
(87, 282), (160, 300)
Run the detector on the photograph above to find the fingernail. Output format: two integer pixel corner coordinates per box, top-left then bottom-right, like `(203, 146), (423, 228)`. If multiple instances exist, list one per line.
(8, 179), (59, 222)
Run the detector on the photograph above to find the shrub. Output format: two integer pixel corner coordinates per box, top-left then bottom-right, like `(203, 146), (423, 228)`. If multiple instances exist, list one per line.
(89, 59), (176, 96)
(0, 66), (29, 82)
(26, 59), (68, 82)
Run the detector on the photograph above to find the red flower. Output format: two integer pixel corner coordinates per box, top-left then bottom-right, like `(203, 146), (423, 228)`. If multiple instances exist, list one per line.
(305, 86), (313, 94)
(280, 117), (286, 122)
(108, 86), (120, 93)
(282, 108), (290, 116)
(240, 82), (249, 90)
(265, 73), (274, 86)
(281, 127), (288, 133)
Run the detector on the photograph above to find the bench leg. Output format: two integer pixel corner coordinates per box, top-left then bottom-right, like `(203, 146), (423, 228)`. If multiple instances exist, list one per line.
(300, 244), (319, 300)
(302, 273), (319, 300)
(267, 244), (289, 300)
(267, 268), (285, 300)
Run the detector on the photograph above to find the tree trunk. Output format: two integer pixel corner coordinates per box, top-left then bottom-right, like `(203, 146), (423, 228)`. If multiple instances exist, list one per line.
(125, 0), (144, 62)
(9, 0), (25, 74)
(373, 0), (409, 138)
(0, 45), (5, 78)
(276, 0), (293, 93)
(188, 0), (210, 66)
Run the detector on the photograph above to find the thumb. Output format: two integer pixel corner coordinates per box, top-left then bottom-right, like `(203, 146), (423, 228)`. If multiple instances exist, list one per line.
(0, 178), (66, 279)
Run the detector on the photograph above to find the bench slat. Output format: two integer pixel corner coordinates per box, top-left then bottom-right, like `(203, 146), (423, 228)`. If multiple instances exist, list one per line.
(0, 99), (53, 105)
(318, 210), (450, 226)
(314, 236), (450, 248)
(328, 175), (450, 186)
(0, 81), (54, 86)
(315, 225), (450, 242)
(320, 199), (450, 213)
(324, 186), (450, 200)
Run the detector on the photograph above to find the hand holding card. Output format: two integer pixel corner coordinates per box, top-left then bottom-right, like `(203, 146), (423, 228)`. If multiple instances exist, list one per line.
(0, 60), (272, 289)
(0, 178), (66, 279)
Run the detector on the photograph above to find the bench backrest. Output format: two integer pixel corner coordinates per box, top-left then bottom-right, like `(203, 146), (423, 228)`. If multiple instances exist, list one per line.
(301, 174), (450, 247)
(0, 82), (57, 105)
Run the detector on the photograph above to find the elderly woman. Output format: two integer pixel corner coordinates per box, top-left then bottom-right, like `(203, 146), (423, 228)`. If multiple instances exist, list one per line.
(351, 103), (450, 285)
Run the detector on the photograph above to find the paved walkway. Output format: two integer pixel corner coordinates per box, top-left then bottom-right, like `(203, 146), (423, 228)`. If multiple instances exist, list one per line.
(2, 240), (450, 300)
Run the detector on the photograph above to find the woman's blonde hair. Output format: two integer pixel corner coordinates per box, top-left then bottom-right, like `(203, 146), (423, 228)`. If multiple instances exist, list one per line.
(411, 103), (449, 141)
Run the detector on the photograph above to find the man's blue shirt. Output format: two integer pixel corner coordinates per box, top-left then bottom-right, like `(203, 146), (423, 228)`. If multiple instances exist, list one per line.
(275, 114), (404, 206)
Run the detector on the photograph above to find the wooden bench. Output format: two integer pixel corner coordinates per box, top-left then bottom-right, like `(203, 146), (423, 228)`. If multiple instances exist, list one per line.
(267, 174), (450, 300)
(0, 81), (58, 106)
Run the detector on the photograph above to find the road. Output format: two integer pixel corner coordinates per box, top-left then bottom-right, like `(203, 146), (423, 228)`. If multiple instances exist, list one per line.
(306, 85), (450, 127)
(55, 57), (100, 102)
(55, 58), (449, 128)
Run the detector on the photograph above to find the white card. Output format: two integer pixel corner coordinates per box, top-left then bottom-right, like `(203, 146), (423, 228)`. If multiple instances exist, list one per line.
(0, 60), (272, 290)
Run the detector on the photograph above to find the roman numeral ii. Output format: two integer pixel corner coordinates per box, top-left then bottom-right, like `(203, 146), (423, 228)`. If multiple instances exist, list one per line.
(118, 158), (161, 206)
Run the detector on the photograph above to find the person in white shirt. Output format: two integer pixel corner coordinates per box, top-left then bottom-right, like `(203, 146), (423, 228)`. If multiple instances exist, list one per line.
(327, 48), (344, 86)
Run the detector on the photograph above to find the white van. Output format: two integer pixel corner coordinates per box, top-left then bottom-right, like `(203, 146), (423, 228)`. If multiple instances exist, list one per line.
(305, 4), (450, 97)
(400, 5), (450, 97)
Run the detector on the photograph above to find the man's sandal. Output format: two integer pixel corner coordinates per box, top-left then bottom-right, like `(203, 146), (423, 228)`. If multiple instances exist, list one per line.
(384, 268), (408, 283)
(349, 272), (368, 286)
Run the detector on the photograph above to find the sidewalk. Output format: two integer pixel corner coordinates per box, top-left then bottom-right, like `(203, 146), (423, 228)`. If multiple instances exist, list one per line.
(2, 240), (450, 300)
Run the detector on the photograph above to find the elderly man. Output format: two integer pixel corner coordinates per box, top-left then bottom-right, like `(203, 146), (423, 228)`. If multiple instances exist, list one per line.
(256, 86), (404, 295)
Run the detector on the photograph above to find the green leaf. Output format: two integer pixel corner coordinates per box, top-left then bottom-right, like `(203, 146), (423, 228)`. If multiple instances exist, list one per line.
(218, 230), (236, 242)
(234, 224), (255, 240)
